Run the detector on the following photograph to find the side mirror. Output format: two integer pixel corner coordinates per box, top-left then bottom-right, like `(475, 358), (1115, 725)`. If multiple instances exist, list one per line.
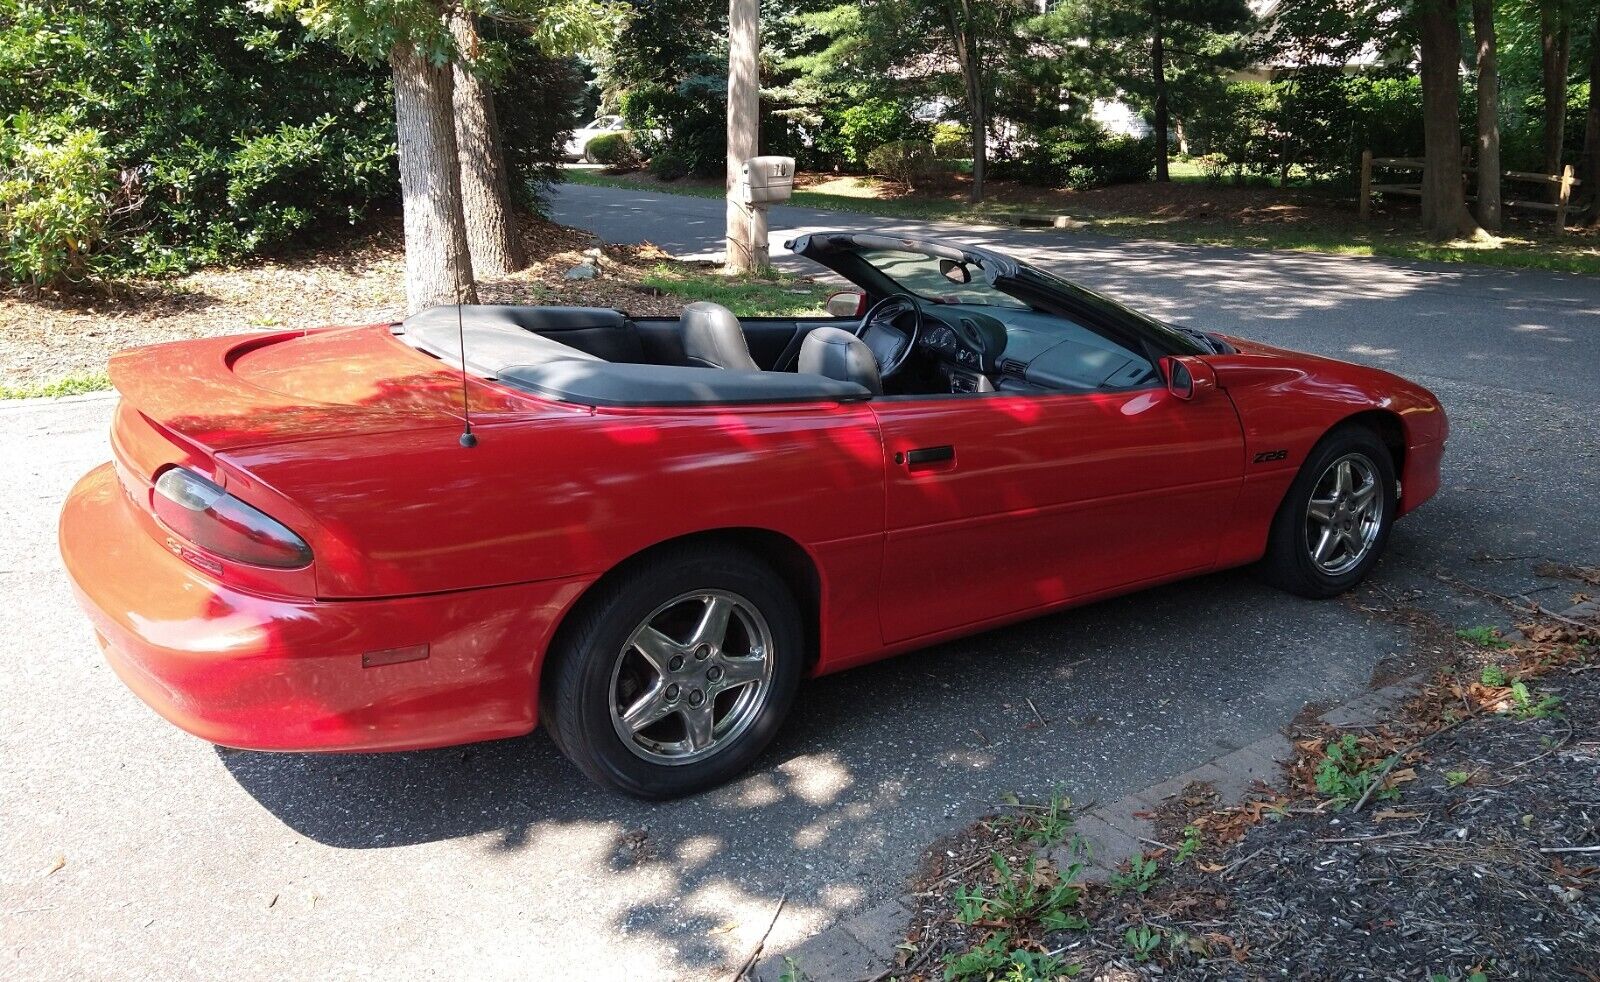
(1160, 355), (1216, 401)
(827, 291), (866, 318)
(938, 258), (972, 284)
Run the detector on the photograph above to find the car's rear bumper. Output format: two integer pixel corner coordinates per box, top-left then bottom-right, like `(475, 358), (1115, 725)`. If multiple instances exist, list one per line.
(60, 463), (588, 753)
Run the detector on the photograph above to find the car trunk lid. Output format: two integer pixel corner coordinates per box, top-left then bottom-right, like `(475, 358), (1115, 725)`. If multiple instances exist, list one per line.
(108, 325), (539, 453)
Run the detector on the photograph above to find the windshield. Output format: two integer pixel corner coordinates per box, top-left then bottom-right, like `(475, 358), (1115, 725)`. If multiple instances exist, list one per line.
(857, 248), (1029, 309)
(1016, 266), (1208, 355)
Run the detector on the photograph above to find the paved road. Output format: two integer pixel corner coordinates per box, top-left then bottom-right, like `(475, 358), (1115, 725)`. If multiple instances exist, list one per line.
(3, 184), (1597, 981)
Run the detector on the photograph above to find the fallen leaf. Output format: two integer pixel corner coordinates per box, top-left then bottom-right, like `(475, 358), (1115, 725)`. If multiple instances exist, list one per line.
(1373, 809), (1424, 821)
(707, 921), (738, 936)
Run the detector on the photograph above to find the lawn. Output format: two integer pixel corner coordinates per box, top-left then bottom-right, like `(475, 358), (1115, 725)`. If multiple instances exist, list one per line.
(567, 167), (1600, 277)
(638, 263), (830, 316)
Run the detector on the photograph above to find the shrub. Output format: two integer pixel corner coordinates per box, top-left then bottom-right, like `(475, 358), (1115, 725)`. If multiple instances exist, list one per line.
(1085, 134), (1155, 186)
(586, 132), (641, 171)
(620, 79), (726, 179)
(932, 122), (969, 159)
(822, 99), (928, 168)
(0, 1), (579, 282)
(647, 147), (693, 181)
(865, 140), (944, 189)
(997, 121), (1153, 189)
(0, 117), (115, 287)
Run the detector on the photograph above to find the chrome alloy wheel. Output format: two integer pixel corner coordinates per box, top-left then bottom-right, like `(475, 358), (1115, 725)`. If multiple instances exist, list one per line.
(1304, 452), (1383, 576)
(607, 590), (774, 765)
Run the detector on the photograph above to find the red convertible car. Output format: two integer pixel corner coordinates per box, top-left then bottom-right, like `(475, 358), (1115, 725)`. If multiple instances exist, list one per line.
(61, 233), (1446, 797)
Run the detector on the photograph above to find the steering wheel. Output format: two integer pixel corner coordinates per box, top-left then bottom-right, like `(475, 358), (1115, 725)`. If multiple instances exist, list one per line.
(854, 293), (921, 380)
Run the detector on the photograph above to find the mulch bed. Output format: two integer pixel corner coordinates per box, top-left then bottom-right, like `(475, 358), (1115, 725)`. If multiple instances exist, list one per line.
(898, 606), (1600, 981)
(0, 212), (698, 391)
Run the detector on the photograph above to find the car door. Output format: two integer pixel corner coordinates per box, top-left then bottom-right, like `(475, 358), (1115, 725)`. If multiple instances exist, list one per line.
(870, 384), (1244, 644)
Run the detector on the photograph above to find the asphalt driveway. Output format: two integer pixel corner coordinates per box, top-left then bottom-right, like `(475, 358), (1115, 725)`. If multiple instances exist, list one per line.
(3, 185), (1598, 980)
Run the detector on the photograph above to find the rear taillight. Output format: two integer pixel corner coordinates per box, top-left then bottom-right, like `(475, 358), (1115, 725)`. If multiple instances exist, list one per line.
(153, 468), (312, 569)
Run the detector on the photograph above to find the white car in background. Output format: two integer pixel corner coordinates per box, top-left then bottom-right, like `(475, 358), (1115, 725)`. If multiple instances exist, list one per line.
(565, 115), (627, 162)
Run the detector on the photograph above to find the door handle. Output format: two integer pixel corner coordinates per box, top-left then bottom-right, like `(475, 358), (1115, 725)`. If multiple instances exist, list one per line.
(902, 445), (955, 468)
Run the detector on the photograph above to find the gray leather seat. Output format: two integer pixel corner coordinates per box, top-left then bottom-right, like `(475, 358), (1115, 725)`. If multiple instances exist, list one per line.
(680, 301), (759, 371)
(799, 327), (881, 395)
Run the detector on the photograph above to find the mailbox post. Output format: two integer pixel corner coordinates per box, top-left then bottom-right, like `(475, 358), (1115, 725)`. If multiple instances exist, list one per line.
(734, 156), (794, 269)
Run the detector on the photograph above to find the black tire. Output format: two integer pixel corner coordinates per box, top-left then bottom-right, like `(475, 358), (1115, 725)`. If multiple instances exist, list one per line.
(540, 544), (804, 799)
(1257, 424), (1397, 599)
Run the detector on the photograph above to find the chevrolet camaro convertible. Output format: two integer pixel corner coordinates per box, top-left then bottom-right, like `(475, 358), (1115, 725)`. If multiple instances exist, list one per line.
(61, 233), (1447, 798)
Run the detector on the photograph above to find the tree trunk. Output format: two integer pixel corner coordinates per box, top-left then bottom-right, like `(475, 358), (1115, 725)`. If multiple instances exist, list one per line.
(1472, 0), (1501, 232)
(390, 41), (477, 313)
(1151, 2), (1169, 182)
(951, 0), (986, 203)
(1417, 0), (1480, 240)
(1540, 0), (1572, 190)
(724, 0), (760, 272)
(450, 11), (525, 278)
(1582, 7), (1600, 221)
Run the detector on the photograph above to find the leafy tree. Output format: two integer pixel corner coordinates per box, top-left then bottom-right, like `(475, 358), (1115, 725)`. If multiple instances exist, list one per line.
(1473, 0), (1502, 230)
(251, 0), (618, 310)
(1416, 0), (1480, 237)
(782, 0), (1039, 201)
(1060, 0), (1254, 181)
(1538, 0), (1574, 184)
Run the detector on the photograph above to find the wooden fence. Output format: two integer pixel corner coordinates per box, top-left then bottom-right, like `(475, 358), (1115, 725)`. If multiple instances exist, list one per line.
(1358, 149), (1582, 231)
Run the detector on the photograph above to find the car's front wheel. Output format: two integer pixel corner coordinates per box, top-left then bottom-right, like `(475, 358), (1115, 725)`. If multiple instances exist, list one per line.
(1258, 424), (1397, 599)
(541, 544), (803, 798)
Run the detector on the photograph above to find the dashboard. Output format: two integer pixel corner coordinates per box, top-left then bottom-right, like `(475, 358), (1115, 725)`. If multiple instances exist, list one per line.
(917, 305), (1161, 394)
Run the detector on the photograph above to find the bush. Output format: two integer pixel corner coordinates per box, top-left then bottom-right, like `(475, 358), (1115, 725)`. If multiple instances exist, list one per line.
(1185, 81), (1281, 181)
(995, 121), (1153, 189)
(0, 117), (116, 287)
(586, 132), (641, 171)
(0, 1), (580, 283)
(647, 147), (693, 181)
(820, 99), (928, 168)
(0, 1), (403, 281)
(1085, 135), (1155, 186)
(865, 140), (948, 189)
(620, 79), (726, 179)
(932, 123), (969, 159)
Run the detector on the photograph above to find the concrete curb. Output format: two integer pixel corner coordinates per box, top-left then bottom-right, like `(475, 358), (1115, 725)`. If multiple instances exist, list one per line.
(754, 600), (1597, 981)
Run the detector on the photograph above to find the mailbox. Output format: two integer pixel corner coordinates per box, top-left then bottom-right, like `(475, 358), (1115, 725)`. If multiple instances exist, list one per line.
(739, 156), (795, 204)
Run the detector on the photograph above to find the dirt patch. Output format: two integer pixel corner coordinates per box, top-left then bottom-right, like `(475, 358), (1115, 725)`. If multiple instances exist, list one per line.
(0, 212), (704, 392)
(903, 616), (1600, 981)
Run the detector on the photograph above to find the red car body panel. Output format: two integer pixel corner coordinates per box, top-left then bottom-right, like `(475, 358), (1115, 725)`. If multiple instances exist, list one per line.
(62, 322), (1446, 753)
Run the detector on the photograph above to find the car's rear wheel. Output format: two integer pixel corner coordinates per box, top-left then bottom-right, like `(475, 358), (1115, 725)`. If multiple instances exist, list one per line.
(1258, 424), (1396, 599)
(541, 544), (803, 798)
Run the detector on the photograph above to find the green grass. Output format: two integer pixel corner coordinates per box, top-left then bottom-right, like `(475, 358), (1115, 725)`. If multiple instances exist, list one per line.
(0, 372), (111, 400)
(568, 168), (1600, 277)
(639, 263), (833, 316)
